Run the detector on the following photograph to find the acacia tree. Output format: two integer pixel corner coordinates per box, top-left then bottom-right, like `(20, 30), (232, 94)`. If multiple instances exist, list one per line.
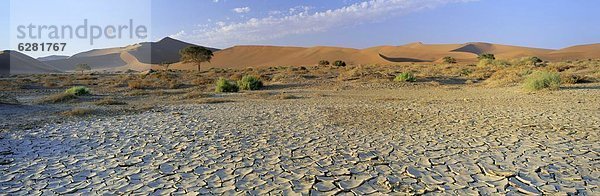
(333, 60), (346, 67)
(159, 61), (173, 71)
(318, 60), (330, 66)
(75, 64), (91, 74)
(180, 46), (213, 71)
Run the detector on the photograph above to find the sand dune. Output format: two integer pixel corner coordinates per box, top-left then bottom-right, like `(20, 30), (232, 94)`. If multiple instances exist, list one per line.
(7, 37), (600, 73)
(0, 51), (62, 75)
(547, 44), (600, 61)
(451, 42), (554, 59)
(181, 42), (566, 69)
(44, 37), (211, 72)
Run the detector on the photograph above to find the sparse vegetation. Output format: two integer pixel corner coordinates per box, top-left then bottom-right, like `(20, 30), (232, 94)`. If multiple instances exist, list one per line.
(560, 74), (584, 84)
(42, 93), (77, 103)
(478, 53), (496, 60)
(215, 78), (239, 93)
(523, 71), (561, 91)
(65, 86), (91, 96)
(237, 75), (263, 91)
(334, 60), (347, 67)
(62, 108), (97, 117)
(443, 56), (457, 64)
(197, 98), (235, 104)
(319, 60), (330, 66)
(394, 72), (416, 82)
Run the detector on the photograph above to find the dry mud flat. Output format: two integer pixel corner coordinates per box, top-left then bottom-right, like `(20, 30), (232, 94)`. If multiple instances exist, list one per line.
(0, 86), (599, 195)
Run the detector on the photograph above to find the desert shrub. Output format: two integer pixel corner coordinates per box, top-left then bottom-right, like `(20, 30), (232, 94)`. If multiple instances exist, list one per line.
(42, 93), (77, 103)
(478, 59), (495, 67)
(168, 80), (183, 89)
(443, 56), (457, 64)
(128, 80), (146, 89)
(65, 86), (91, 96)
(560, 74), (584, 84)
(484, 68), (530, 87)
(237, 75), (263, 90)
(478, 53), (496, 60)
(334, 60), (347, 67)
(394, 72), (416, 82)
(319, 60), (330, 66)
(459, 68), (473, 76)
(42, 79), (58, 88)
(478, 59), (511, 67)
(514, 56), (544, 67)
(523, 71), (561, 91)
(197, 98), (235, 104)
(215, 78), (239, 93)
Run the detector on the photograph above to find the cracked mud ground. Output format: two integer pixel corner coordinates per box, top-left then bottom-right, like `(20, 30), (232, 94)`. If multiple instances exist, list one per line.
(1, 87), (598, 195)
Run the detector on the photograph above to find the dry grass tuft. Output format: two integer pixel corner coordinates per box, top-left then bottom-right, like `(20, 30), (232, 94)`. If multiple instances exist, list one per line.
(197, 98), (235, 104)
(41, 93), (77, 104)
(61, 108), (98, 117)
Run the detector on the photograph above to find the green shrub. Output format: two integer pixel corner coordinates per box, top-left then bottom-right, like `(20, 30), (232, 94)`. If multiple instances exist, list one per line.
(333, 60), (346, 67)
(394, 72), (416, 82)
(215, 78), (239, 93)
(318, 60), (330, 66)
(478, 53), (496, 60)
(65, 86), (91, 96)
(515, 56), (544, 67)
(523, 71), (561, 91)
(237, 75), (263, 91)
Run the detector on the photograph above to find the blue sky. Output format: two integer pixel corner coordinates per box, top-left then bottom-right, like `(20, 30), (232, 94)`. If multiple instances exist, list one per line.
(2, 0), (600, 57)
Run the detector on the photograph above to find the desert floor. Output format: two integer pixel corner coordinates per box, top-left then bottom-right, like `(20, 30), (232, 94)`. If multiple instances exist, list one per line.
(0, 81), (598, 195)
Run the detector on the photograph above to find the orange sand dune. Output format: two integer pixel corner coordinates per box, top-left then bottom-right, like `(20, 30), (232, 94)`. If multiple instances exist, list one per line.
(451, 42), (554, 59)
(547, 44), (600, 61)
(10, 37), (600, 73)
(183, 42), (558, 69)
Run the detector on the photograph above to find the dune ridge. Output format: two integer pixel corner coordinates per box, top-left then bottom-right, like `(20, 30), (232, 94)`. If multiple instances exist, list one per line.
(6, 37), (600, 73)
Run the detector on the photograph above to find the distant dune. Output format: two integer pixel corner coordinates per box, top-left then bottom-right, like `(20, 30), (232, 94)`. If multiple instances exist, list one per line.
(4, 37), (600, 73)
(37, 55), (69, 62)
(0, 51), (62, 75)
(44, 37), (214, 72)
(176, 41), (584, 69)
(547, 44), (600, 61)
